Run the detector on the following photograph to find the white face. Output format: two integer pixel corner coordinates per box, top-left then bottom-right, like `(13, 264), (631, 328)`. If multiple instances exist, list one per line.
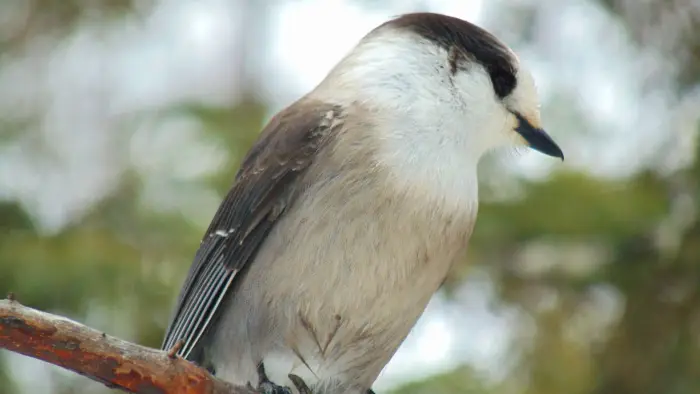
(322, 28), (545, 156)
(315, 29), (548, 211)
(450, 56), (544, 154)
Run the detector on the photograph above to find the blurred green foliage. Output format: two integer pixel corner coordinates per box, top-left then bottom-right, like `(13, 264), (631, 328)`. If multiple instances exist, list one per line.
(1, 1), (699, 394)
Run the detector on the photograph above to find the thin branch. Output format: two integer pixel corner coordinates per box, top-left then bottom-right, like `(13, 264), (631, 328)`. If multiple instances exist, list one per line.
(0, 298), (257, 394)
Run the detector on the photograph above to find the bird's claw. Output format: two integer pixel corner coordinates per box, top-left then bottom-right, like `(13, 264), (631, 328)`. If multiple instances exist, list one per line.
(256, 363), (374, 394)
(256, 363), (293, 394)
(287, 373), (375, 394)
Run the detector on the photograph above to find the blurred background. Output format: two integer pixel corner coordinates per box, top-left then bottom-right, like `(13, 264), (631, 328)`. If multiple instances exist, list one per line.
(1, 0), (699, 393)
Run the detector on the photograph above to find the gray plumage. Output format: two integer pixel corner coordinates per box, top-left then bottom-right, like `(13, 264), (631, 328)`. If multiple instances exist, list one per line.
(161, 12), (562, 394)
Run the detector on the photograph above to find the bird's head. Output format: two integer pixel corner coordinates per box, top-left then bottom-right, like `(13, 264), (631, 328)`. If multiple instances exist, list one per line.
(317, 12), (563, 166)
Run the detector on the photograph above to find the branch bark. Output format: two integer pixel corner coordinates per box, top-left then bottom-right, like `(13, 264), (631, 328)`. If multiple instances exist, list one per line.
(0, 298), (257, 394)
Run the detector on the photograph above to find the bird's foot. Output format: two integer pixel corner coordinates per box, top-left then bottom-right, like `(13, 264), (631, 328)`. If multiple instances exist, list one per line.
(256, 363), (294, 394)
(287, 374), (370, 394)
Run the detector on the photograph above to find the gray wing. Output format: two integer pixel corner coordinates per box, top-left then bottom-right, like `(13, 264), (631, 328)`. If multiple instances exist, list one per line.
(161, 102), (342, 359)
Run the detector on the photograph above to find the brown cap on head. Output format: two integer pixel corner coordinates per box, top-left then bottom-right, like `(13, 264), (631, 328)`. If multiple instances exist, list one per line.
(380, 12), (518, 99)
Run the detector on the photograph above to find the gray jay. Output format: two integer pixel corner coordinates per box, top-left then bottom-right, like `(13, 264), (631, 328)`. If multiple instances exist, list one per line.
(161, 12), (563, 394)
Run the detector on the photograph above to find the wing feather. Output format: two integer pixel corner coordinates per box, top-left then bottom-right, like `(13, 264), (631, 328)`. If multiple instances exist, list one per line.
(161, 102), (342, 360)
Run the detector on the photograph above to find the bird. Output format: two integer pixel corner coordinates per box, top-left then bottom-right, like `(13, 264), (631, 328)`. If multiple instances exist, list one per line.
(160, 11), (563, 394)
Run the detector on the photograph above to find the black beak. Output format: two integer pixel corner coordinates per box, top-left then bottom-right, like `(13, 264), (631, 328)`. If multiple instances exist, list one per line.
(514, 113), (564, 160)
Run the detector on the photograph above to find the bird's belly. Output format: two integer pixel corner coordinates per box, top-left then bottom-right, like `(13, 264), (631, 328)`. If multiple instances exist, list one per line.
(253, 269), (443, 394)
(208, 183), (474, 392)
(215, 246), (461, 390)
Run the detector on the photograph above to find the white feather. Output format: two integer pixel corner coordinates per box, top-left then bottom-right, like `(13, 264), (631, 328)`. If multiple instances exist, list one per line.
(314, 28), (541, 213)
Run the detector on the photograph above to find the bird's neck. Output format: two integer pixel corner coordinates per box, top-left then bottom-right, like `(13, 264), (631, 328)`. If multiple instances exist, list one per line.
(313, 96), (483, 218)
(376, 119), (481, 217)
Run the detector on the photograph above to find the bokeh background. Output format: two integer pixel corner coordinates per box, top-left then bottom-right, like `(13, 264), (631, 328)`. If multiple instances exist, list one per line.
(1, 0), (699, 393)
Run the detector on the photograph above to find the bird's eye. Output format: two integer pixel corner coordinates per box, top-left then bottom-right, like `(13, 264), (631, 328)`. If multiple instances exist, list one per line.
(490, 70), (517, 99)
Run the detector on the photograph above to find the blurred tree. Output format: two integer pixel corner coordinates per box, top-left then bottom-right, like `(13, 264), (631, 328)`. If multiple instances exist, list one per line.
(0, 0), (148, 53)
(1, 1), (700, 394)
(0, 1), (268, 393)
(388, 366), (497, 394)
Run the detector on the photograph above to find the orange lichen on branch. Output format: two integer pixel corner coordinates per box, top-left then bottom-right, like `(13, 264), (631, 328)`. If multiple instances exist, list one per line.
(0, 298), (256, 394)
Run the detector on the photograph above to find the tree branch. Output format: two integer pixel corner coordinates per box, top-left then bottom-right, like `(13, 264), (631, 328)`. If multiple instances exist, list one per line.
(0, 297), (257, 394)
